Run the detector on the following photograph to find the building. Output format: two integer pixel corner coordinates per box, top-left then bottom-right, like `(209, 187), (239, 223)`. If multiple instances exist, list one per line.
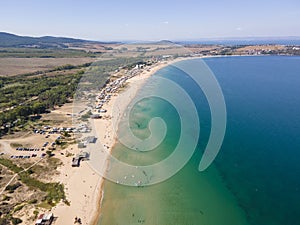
(72, 151), (89, 167)
(72, 157), (80, 167)
(78, 142), (86, 148)
(85, 136), (97, 143)
(78, 151), (89, 160)
(35, 212), (54, 225)
(90, 114), (101, 119)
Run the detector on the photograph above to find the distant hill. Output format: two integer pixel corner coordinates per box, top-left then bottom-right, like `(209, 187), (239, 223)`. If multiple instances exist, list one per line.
(0, 32), (112, 48)
(154, 40), (175, 45)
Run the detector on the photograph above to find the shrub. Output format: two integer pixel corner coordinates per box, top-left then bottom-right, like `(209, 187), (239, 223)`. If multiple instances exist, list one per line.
(14, 204), (25, 212)
(33, 210), (39, 218)
(2, 195), (11, 201)
(11, 217), (22, 225)
(28, 199), (38, 204)
(5, 182), (22, 192)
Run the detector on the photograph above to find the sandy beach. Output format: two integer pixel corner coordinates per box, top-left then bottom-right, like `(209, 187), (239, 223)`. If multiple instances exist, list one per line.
(51, 58), (181, 225)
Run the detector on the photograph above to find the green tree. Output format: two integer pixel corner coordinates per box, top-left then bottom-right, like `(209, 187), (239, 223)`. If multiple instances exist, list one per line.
(15, 105), (31, 118)
(32, 102), (46, 115)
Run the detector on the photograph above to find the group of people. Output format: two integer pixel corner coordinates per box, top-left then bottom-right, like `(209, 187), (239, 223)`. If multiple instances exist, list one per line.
(74, 217), (82, 224)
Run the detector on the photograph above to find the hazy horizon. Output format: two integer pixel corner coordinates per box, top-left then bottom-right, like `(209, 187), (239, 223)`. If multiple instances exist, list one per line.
(1, 0), (300, 41)
(2, 31), (300, 43)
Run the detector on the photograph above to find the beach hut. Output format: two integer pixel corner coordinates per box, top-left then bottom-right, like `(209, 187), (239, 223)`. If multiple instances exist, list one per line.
(71, 151), (89, 167)
(78, 142), (86, 148)
(90, 114), (101, 119)
(72, 157), (80, 167)
(35, 212), (54, 225)
(78, 142), (85, 148)
(85, 136), (97, 143)
(78, 151), (89, 160)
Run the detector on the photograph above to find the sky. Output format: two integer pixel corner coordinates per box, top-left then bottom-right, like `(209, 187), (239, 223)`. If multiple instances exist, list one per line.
(1, 0), (300, 41)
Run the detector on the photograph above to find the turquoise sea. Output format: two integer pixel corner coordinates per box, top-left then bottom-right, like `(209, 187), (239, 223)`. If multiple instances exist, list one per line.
(98, 56), (300, 225)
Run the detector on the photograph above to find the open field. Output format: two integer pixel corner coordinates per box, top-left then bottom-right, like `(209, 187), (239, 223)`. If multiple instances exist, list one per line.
(0, 47), (101, 58)
(66, 43), (118, 53)
(0, 57), (96, 76)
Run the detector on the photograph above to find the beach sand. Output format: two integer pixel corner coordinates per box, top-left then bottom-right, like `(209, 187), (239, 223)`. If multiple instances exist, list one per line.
(52, 156), (102, 225)
(52, 59), (180, 225)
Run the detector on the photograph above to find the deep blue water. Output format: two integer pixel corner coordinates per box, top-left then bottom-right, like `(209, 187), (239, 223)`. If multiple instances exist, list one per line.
(202, 56), (300, 225)
(157, 55), (300, 224)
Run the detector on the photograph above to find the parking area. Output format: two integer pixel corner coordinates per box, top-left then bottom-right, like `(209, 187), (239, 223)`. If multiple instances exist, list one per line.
(0, 126), (71, 160)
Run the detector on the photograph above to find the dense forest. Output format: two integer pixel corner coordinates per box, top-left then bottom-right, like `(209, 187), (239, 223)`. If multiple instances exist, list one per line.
(0, 69), (83, 136)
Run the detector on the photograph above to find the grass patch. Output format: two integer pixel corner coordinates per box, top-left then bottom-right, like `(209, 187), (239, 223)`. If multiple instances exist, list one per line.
(13, 204), (25, 213)
(56, 141), (69, 149)
(10, 143), (23, 148)
(37, 202), (52, 210)
(2, 195), (11, 201)
(5, 182), (22, 192)
(0, 158), (23, 173)
(28, 199), (38, 204)
(80, 110), (92, 120)
(28, 164), (44, 174)
(47, 157), (62, 170)
(33, 210), (39, 219)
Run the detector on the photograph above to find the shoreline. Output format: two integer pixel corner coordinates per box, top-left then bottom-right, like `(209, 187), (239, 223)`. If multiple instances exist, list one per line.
(52, 54), (258, 225)
(89, 58), (183, 225)
(89, 54), (237, 224)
